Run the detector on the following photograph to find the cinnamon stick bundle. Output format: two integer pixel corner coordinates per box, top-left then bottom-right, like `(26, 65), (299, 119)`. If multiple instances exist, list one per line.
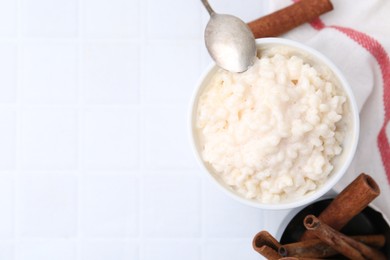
(279, 234), (385, 258)
(304, 215), (386, 260)
(248, 0), (333, 39)
(300, 173), (380, 241)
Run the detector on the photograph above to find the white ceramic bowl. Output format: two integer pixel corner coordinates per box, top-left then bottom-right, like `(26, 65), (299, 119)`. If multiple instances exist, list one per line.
(189, 38), (360, 210)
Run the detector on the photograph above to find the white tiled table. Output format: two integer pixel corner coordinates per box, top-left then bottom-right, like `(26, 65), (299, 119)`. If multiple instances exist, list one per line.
(0, 0), (292, 259)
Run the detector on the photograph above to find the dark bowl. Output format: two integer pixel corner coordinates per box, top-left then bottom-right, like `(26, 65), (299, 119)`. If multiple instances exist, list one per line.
(280, 198), (390, 258)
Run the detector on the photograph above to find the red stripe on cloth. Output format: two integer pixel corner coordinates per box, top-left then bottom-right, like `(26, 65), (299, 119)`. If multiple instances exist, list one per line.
(329, 26), (390, 183)
(309, 18), (326, 30)
(307, 20), (390, 184)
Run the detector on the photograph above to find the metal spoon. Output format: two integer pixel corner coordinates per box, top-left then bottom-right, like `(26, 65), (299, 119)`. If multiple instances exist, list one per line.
(201, 0), (256, 73)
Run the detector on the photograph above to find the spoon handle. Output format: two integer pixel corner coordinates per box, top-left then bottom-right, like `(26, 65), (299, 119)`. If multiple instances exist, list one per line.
(201, 0), (215, 15)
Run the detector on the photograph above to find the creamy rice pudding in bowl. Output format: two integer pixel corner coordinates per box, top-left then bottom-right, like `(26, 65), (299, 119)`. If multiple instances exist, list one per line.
(189, 38), (359, 209)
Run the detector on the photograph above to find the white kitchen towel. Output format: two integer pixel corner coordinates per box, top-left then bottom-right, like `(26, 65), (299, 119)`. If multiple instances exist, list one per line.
(270, 0), (390, 216)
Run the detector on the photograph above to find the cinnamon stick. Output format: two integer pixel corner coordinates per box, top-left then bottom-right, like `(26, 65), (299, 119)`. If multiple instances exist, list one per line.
(252, 231), (282, 260)
(304, 215), (386, 260)
(279, 256), (331, 260)
(353, 234), (386, 248)
(248, 0), (333, 39)
(253, 230), (281, 251)
(255, 245), (280, 260)
(300, 173), (380, 241)
(279, 234), (385, 258)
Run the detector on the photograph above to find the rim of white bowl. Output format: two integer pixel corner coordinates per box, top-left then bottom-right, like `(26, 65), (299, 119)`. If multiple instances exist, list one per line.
(275, 195), (390, 240)
(188, 37), (360, 210)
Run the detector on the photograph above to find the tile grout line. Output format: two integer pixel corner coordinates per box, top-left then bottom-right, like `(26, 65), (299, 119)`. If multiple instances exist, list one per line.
(12, 103), (145, 109)
(13, 0), (23, 259)
(0, 37), (197, 44)
(138, 0), (148, 257)
(14, 0), (22, 257)
(76, 0), (83, 258)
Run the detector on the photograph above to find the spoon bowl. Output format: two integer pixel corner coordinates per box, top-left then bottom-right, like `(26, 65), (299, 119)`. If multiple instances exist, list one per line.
(201, 0), (256, 72)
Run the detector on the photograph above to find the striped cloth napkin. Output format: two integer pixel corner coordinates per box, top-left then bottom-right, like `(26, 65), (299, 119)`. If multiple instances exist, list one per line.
(271, 0), (390, 216)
